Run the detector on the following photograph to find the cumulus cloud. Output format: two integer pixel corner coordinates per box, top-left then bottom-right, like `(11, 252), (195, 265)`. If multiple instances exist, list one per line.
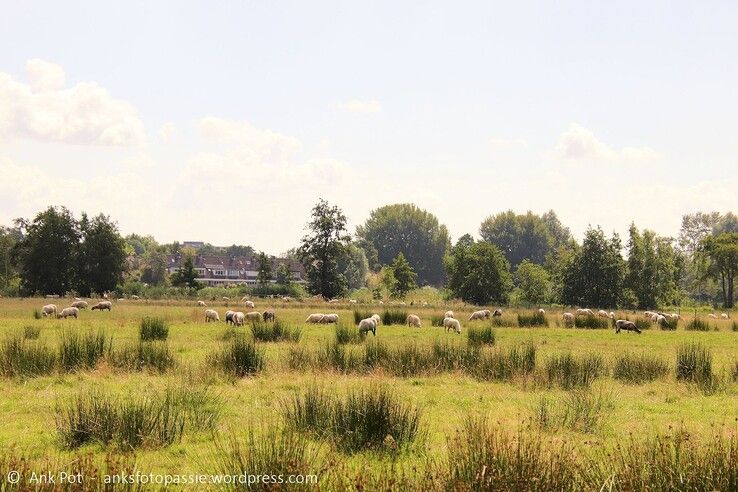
(198, 116), (301, 162)
(555, 124), (660, 162)
(0, 59), (145, 146)
(331, 99), (382, 114)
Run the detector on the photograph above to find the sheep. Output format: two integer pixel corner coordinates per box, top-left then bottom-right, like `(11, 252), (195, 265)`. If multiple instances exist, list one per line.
(378, 300), (384, 305)
(443, 317), (462, 334)
(241, 296), (250, 302)
(643, 311), (655, 318)
(328, 299), (339, 304)
(130, 295), (140, 300)
(650, 313), (660, 323)
(492, 309), (503, 317)
(246, 311), (262, 322)
(45, 294), (59, 299)
(233, 312), (245, 326)
(244, 300), (255, 308)
(198, 300), (207, 307)
(263, 309), (276, 322)
(597, 310), (609, 318)
(41, 304), (58, 317)
(406, 314), (421, 328)
(320, 313), (339, 324)
(563, 312), (575, 326)
(721, 313), (729, 320)
(349, 299), (357, 304)
(708, 313), (718, 319)
(57, 307), (79, 319)
(576, 308), (594, 316)
(204, 309), (220, 322)
(656, 314), (668, 326)
(222, 297), (230, 301)
(91, 301), (112, 311)
(282, 296), (292, 303)
(609, 312), (616, 319)
(70, 300), (88, 310)
(444, 310), (454, 319)
(371, 314), (381, 326)
(358, 317), (377, 336)
(538, 308), (546, 315)
(670, 313), (681, 320)
(225, 310), (236, 325)
(305, 313), (325, 323)
(615, 319), (641, 334)
(469, 310), (488, 321)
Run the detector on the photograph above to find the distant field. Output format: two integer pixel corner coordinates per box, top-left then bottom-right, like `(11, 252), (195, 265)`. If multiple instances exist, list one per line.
(0, 297), (737, 490)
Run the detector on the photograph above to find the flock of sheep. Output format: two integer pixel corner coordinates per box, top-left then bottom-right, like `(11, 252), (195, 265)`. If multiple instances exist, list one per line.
(40, 300), (112, 319)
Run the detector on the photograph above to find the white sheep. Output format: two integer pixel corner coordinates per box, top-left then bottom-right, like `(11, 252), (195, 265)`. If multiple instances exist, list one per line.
(469, 310), (487, 321)
(656, 314), (667, 326)
(198, 300), (207, 307)
(562, 312), (575, 326)
(609, 312), (616, 319)
(492, 309), (503, 317)
(406, 314), (421, 327)
(91, 301), (112, 311)
(41, 304), (58, 317)
(358, 317), (377, 336)
(708, 313), (718, 319)
(328, 299), (339, 304)
(650, 313), (660, 323)
(538, 308), (546, 315)
(320, 313), (339, 324)
(130, 295), (140, 300)
(597, 310), (609, 318)
(349, 299), (357, 304)
(443, 317), (462, 334)
(204, 309), (220, 322)
(721, 313), (729, 320)
(57, 307), (79, 319)
(233, 312), (245, 326)
(222, 296), (230, 301)
(71, 300), (89, 309)
(576, 308), (594, 316)
(643, 311), (655, 318)
(305, 313), (325, 323)
(246, 311), (262, 321)
(371, 314), (381, 325)
(444, 310), (454, 319)
(615, 319), (641, 334)
(244, 300), (255, 308)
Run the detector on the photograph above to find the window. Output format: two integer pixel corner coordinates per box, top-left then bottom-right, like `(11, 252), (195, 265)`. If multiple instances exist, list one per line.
(214, 269), (225, 276)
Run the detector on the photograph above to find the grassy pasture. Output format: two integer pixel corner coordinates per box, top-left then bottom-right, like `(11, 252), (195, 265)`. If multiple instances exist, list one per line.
(0, 297), (737, 489)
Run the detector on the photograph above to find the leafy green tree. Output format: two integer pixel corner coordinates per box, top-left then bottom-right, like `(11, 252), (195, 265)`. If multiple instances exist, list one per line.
(256, 252), (273, 287)
(15, 207), (80, 295)
(140, 251), (168, 285)
(297, 199), (350, 299)
(389, 252), (417, 298)
(624, 224), (680, 308)
(275, 263), (293, 286)
(355, 203), (450, 286)
(170, 253), (201, 289)
(0, 226), (22, 292)
(76, 214), (128, 296)
(445, 239), (512, 305)
(514, 259), (551, 305)
(700, 233), (738, 308)
(339, 243), (369, 291)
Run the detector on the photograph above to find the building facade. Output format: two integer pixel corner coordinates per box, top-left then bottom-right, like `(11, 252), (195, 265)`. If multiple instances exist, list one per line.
(166, 253), (305, 287)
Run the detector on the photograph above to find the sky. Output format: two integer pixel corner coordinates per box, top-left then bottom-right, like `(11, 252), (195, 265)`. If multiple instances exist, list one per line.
(1, 1), (737, 255)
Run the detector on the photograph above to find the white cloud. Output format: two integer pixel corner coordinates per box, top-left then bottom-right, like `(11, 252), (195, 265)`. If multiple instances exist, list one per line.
(331, 99), (382, 114)
(0, 60), (146, 146)
(198, 116), (301, 162)
(555, 124), (661, 162)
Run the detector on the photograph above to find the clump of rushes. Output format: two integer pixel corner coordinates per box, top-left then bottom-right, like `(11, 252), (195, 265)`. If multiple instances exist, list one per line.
(209, 336), (265, 377)
(139, 317), (169, 341)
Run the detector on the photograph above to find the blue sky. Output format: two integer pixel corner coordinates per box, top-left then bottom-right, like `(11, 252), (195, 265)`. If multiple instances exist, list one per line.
(1, 1), (737, 254)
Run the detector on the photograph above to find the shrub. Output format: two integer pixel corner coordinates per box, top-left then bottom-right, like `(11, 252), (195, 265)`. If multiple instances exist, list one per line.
(517, 312), (548, 327)
(58, 329), (109, 372)
(139, 317), (169, 341)
(676, 342), (713, 387)
(334, 323), (366, 344)
(613, 352), (669, 384)
(382, 309), (408, 326)
(466, 325), (496, 346)
(474, 342), (536, 381)
(23, 325), (40, 340)
(250, 319), (301, 343)
(574, 315), (610, 329)
(110, 341), (175, 372)
(686, 318), (711, 332)
(0, 334), (57, 378)
(209, 336), (265, 377)
(542, 353), (605, 389)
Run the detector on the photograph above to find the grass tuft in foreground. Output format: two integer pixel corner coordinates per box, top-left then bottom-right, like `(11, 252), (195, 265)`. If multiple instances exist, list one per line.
(139, 317), (169, 341)
(209, 336), (265, 377)
(612, 352), (669, 384)
(250, 319), (301, 342)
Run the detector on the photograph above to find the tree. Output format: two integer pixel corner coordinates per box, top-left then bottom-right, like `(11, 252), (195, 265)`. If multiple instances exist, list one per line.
(15, 207), (80, 295)
(389, 252), (417, 298)
(514, 259), (551, 305)
(339, 243), (369, 291)
(0, 226), (22, 292)
(297, 199), (350, 299)
(275, 263), (293, 286)
(624, 224), (681, 309)
(76, 214), (128, 296)
(445, 239), (512, 305)
(355, 203), (450, 286)
(678, 212), (722, 257)
(256, 252), (273, 287)
(700, 233), (738, 308)
(140, 251), (168, 285)
(170, 253), (201, 289)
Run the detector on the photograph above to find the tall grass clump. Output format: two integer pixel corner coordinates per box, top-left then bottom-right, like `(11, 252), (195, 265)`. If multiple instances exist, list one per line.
(287, 345), (313, 371)
(676, 342), (713, 387)
(32, 309), (42, 320)
(209, 336), (265, 377)
(490, 315), (517, 327)
(250, 319), (301, 342)
(732, 321), (738, 332)
(542, 352), (605, 389)
(613, 352), (669, 384)
(110, 341), (175, 372)
(0, 334), (57, 378)
(335, 322), (366, 344)
(316, 341), (361, 373)
(474, 342), (536, 381)
(431, 340), (482, 372)
(23, 325), (40, 340)
(466, 325), (496, 346)
(686, 318), (711, 332)
(283, 384), (422, 452)
(574, 315), (610, 329)
(58, 329), (109, 372)
(634, 318), (652, 332)
(382, 309), (408, 326)
(139, 316), (169, 341)
(659, 317), (678, 330)
(517, 311), (548, 327)
(534, 389), (612, 433)
(430, 314), (446, 327)
(446, 417), (579, 491)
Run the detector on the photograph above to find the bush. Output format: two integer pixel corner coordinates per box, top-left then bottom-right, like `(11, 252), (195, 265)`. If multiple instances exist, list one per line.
(474, 342), (536, 381)
(517, 312), (548, 327)
(139, 317), (169, 341)
(613, 352), (669, 384)
(0, 334), (57, 378)
(334, 323), (366, 344)
(534, 389), (612, 433)
(382, 309), (409, 326)
(676, 342), (713, 387)
(574, 315), (610, 329)
(110, 341), (175, 372)
(542, 353), (605, 389)
(58, 329), (109, 372)
(686, 318), (711, 332)
(209, 336), (265, 377)
(250, 319), (301, 343)
(23, 325), (40, 340)
(466, 325), (496, 346)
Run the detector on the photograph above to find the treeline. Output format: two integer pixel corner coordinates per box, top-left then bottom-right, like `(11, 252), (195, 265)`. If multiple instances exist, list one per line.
(0, 204), (736, 309)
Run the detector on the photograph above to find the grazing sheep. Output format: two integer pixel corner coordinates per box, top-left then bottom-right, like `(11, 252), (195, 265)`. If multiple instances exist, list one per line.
(70, 300), (88, 310)
(320, 313), (339, 324)
(371, 314), (381, 326)
(41, 304), (58, 317)
(721, 313), (729, 320)
(538, 308), (546, 315)
(670, 313), (681, 320)
(643, 311), (655, 318)
(708, 313), (718, 319)
(492, 309), (503, 317)
(263, 309), (276, 322)
(349, 299), (357, 304)
(576, 308), (594, 316)
(233, 312), (245, 326)
(656, 315), (668, 326)
(443, 317), (462, 334)
(57, 307), (79, 319)
(615, 319), (641, 334)
(444, 310), (454, 319)
(198, 300), (207, 307)
(282, 296), (292, 303)
(597, 310), (609, 318)
(328, 299), (339, 304)
(91, 301), (112, 311)
(130, 295), (140, 300)
(246, 311), (262, 321)
(225, 310), (235, 325)
(305, 313), (325, 323)
(609, 312), (616, 319)
(358, 318), (377, 336)
(650, 313), (659, 323)
(204, 309), (220, 322)
(469, 310), (488, 321)
(244, 300), (255, 308)
(563, 312), (575, 326)
(406, 314), (421, 328)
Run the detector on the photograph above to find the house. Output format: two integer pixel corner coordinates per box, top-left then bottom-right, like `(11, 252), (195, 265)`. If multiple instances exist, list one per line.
(166, 253), (305, 286)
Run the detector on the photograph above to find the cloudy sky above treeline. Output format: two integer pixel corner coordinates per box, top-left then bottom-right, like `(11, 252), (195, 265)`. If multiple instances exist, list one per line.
(1, 1), (736, 254)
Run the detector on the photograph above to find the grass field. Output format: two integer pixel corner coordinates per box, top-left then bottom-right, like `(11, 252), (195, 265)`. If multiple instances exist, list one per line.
(1, 297), (737, 490)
